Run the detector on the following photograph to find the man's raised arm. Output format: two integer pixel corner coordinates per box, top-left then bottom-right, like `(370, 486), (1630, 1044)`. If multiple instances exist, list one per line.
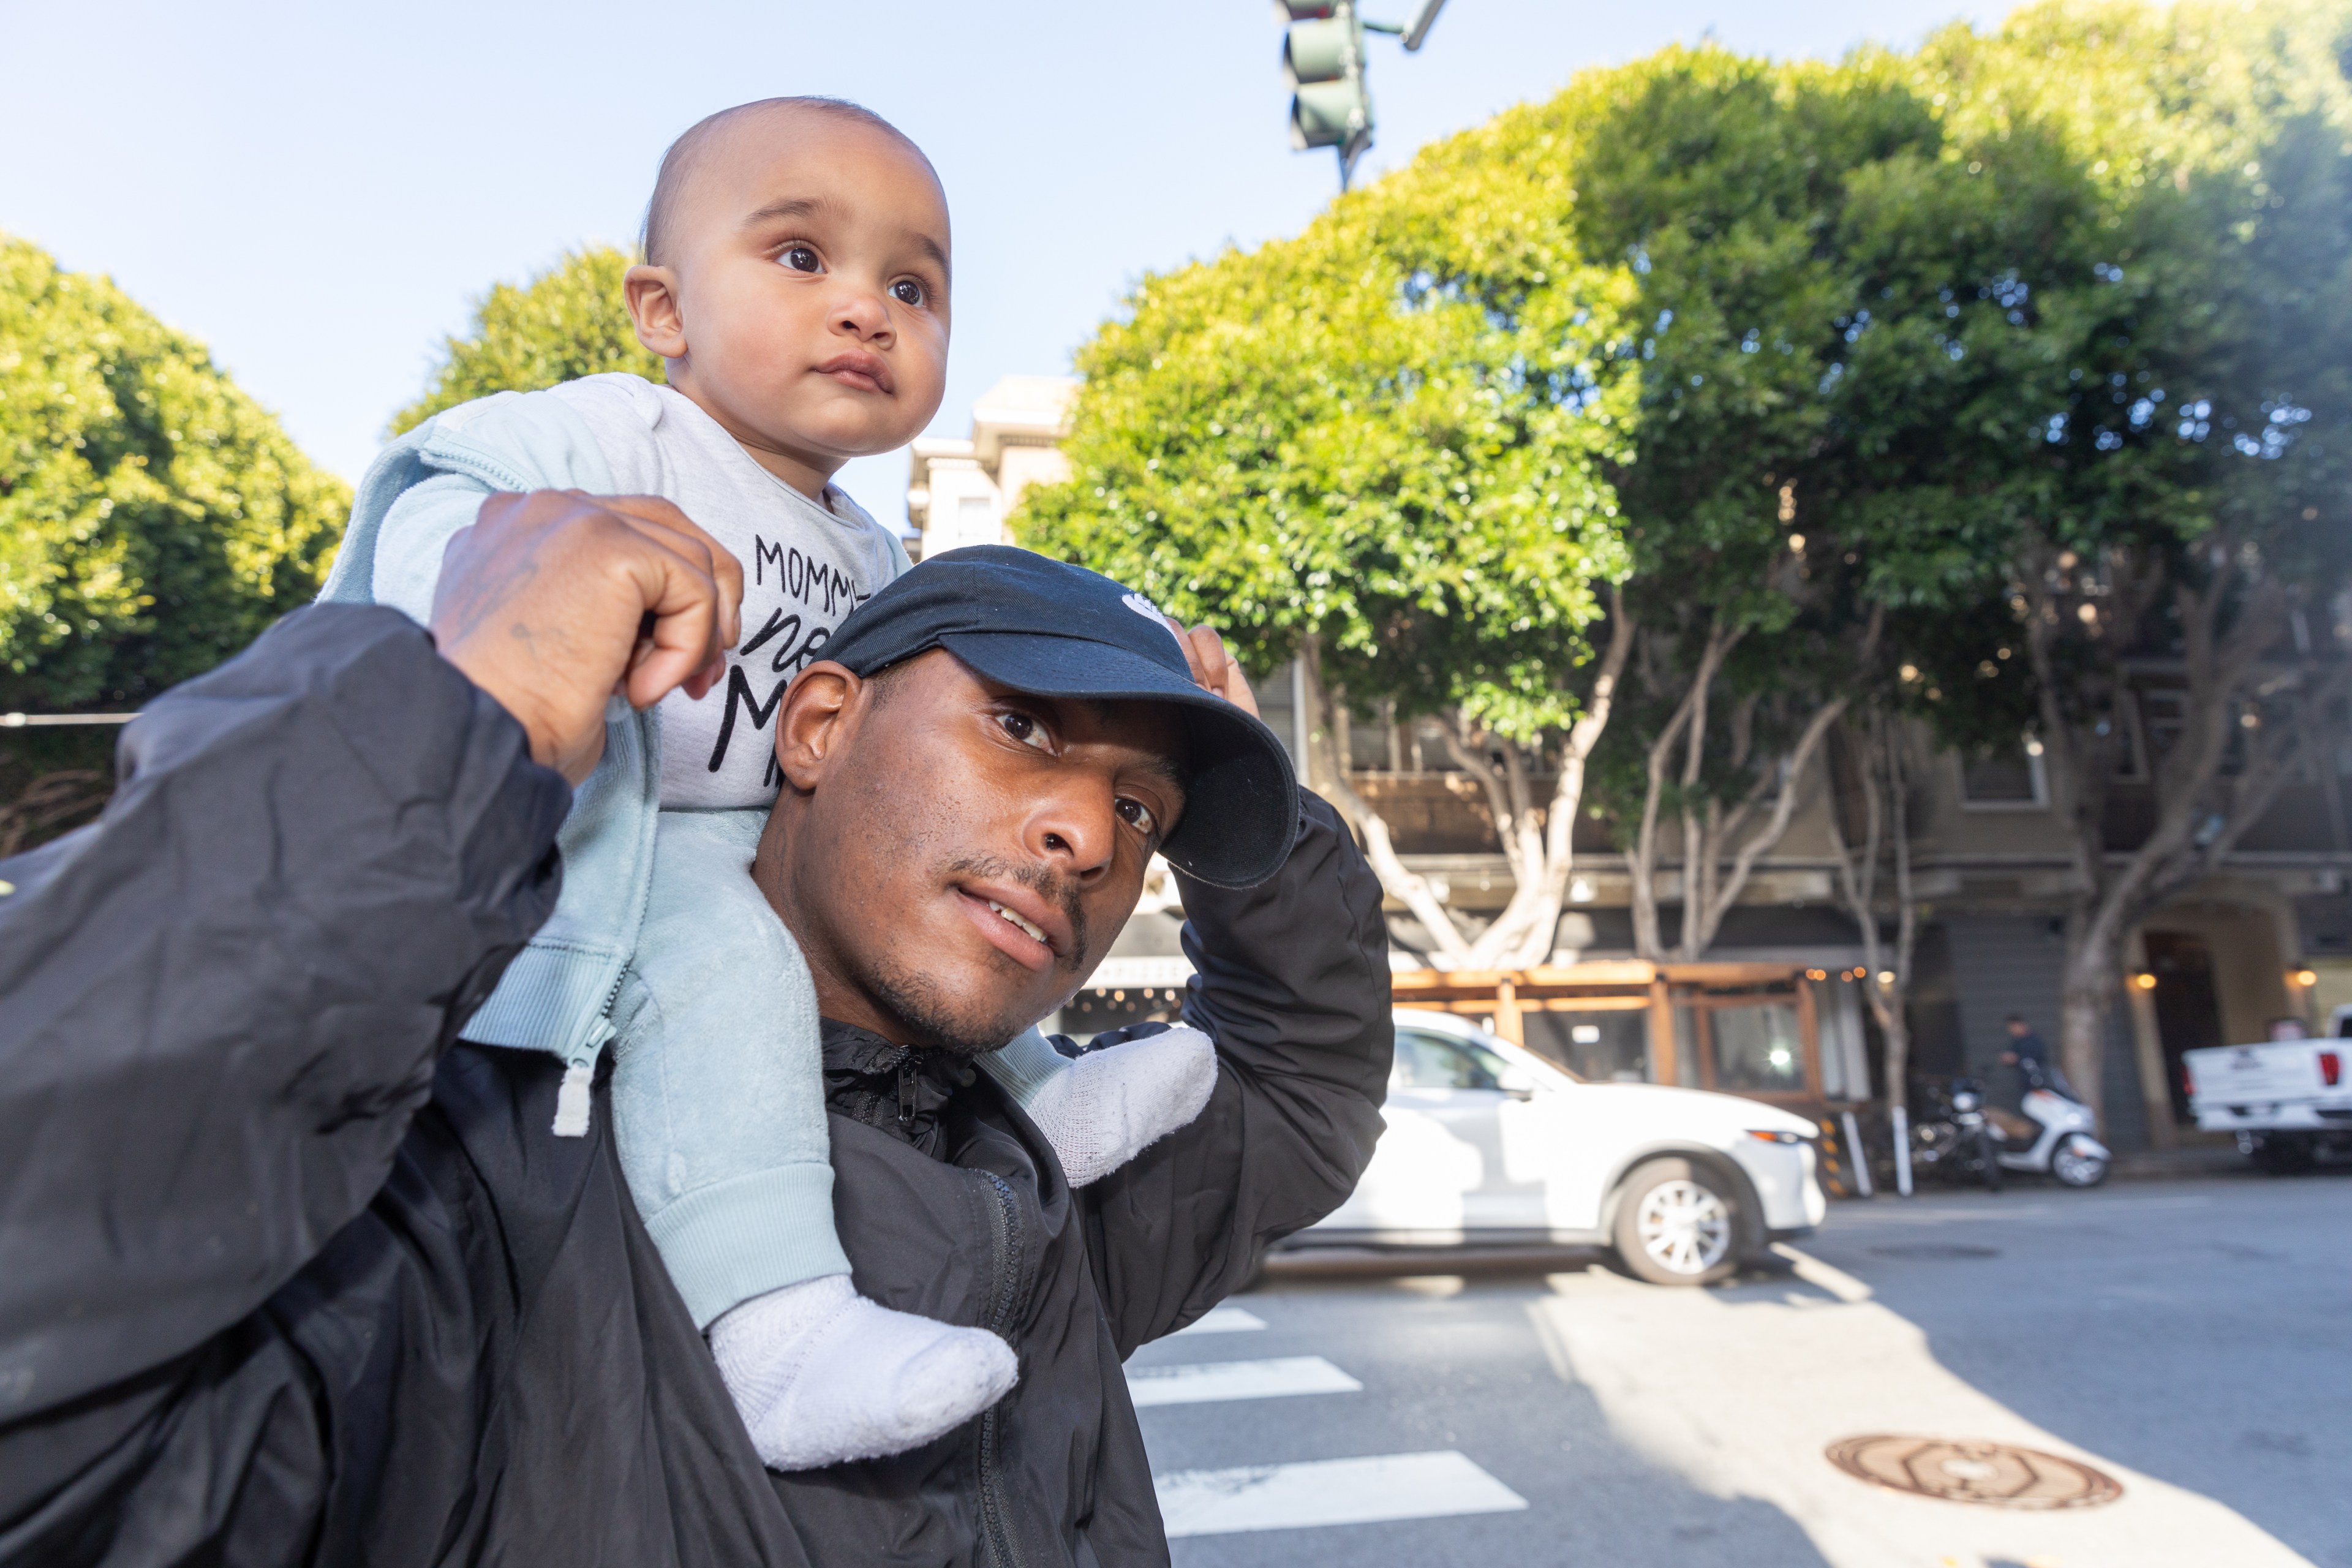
(1077, 790), (1394, 1352)
(0, 489), (743, 1423)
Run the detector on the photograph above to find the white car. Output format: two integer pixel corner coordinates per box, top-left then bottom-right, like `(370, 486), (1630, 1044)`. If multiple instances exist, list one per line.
(1281, 1008), (1827, 1286)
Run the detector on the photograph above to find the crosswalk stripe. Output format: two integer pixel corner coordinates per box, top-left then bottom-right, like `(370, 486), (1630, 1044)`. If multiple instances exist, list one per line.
(1155, 1450), (1530, 1537)
(1174, 1305), (1267, 1335)
(1126, 1355), (1362, 1407)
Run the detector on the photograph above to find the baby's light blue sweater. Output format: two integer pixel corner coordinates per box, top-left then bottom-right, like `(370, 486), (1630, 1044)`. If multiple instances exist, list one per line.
(320, 380), (1074, 1326)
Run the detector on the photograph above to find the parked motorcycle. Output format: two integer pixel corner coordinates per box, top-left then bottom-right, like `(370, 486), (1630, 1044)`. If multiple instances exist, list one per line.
(1910, 1077), (2005, 1191)
(1991, 1061), (2113, 1187)
(1908, 1070), (2113, 1189)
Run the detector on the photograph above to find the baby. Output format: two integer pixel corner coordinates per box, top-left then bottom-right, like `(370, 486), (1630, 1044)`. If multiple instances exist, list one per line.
(323, 99), (1216, 1469)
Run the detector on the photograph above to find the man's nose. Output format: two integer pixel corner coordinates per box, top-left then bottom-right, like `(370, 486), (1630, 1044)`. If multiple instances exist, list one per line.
(1027, 790), (1117, 885)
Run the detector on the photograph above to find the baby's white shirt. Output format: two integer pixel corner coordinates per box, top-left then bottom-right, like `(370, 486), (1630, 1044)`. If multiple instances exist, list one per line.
(543, 374), (907, 809)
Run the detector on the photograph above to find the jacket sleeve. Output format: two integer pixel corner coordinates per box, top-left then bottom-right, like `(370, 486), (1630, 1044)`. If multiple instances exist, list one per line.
(0, 603), (569, 1422)
(1075, 791), (1392, 1355)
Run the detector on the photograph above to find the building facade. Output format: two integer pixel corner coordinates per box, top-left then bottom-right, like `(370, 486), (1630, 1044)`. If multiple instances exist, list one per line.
(905, 375), (1079, 562)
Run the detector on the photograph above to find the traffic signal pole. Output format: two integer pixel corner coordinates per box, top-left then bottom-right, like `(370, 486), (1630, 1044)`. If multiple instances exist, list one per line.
(1279, 0), (1449, 191)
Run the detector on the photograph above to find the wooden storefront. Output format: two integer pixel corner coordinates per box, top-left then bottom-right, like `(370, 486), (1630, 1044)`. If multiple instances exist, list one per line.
(1391, 960), (1846, 1112)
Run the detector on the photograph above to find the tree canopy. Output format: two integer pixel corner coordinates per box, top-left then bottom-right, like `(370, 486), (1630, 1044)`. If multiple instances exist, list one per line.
(1, 234), (349, 714)
(1017, 129), (1638, 745)
(1016, 104), (1645, 965)
(1019, 0), (2352, 1014)
(391, 246), (662, 434)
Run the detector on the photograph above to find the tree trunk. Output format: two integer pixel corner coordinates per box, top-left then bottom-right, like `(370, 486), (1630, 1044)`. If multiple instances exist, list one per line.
(1627, 622), (1739, 960)
(1459, 592), (1633, 969)
(1826, 710), (1919, 1126)
(2056, 890), (2135, 1111)
(1297, 636), (1474, 965)
(0, 767), (110, 859)
(1672, 693), (1846, 960)
(2019, 535), (2345, 1128)
(1299, 599), (1633, 974)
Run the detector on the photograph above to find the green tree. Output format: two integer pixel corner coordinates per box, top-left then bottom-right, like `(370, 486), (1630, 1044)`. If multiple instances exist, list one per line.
(1031, 2), (2352, 1135)
(1546, 39), (2135, 1154)
(1524, 10), (2352, 1129)
(391, 246), (660, 434)
(1, 234), (350, 850)
(1893, 0), (2352, 1117)
(1017, 113), (1642, 970)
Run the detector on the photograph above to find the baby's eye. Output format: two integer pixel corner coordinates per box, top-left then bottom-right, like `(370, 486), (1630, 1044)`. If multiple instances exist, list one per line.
(780, 244), (821, 274)
(999, 712), (1051, 751)
(1117, 798), (1157, 837)
(890, 279), (925, 307)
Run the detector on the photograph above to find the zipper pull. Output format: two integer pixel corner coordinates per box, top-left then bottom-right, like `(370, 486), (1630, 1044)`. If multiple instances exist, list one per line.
(552, 1062), (595, 1138)
(897, 1057), (919, 1129)
(551, 1015), (618, 1140)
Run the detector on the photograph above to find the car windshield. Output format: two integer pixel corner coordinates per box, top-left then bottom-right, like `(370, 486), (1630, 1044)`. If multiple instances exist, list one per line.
(1392, 1031), (1501, 1090)
(1392, 1028), (1562, 1090)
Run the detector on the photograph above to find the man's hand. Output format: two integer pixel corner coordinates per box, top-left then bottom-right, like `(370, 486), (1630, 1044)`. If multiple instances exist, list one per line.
(1163, 619), (1259, 719)
(431, 491), (744, 785)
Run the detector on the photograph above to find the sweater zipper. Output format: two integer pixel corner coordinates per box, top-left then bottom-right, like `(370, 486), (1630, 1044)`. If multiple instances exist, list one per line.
(551, 977), (627, 1139)
(975, 1168), (1025, 1568)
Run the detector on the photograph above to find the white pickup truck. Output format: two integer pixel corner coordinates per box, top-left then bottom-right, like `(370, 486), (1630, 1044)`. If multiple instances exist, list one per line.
(2184, 1015), (2352, 1172)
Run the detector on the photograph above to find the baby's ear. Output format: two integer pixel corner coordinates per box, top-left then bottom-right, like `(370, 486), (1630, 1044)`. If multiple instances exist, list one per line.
(624, 265), (688, 360)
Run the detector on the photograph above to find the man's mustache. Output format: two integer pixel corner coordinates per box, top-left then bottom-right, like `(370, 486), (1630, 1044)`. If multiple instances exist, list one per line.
(946, 856), (1091, 972)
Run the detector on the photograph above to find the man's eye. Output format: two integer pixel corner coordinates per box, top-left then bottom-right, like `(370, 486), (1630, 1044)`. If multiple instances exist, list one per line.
(781, 245), (821, 273)
(999, 712), (1050, 751)
(890, 279), (925, 307)
(1117, 798), (1157, 836)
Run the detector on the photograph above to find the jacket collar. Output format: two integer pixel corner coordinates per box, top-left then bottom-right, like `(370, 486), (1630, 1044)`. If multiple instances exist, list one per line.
(819, 1019), (981, 1153)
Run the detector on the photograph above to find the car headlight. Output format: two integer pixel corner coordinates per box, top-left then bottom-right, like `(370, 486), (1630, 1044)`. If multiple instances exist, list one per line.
(1745, 1129), (1807, 1145)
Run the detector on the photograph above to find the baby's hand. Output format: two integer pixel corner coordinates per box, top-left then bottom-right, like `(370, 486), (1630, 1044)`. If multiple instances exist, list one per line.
(1163, 619), (1259, 719)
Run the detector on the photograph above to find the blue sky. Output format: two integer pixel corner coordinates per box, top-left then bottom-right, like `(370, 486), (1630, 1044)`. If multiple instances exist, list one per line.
(2, 0), (2007, 527)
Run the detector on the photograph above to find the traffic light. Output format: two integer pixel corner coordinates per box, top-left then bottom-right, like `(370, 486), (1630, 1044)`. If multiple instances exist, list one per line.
(1276, 0), (1449, 190)
(1280, 1), (1373, 178)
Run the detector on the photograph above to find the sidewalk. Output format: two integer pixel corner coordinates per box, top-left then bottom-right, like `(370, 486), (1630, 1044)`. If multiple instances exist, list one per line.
(2110, 1144), (2250, 1182)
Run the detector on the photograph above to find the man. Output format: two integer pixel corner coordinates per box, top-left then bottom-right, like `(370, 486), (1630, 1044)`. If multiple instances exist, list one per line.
(0, 492), (1391, 1566)
(1998, 1014), (2063, 1102)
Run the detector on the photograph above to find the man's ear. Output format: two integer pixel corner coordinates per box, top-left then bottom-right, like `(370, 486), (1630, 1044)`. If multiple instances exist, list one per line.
(624, 265), (688, 360)
(774, 663), (861, 790)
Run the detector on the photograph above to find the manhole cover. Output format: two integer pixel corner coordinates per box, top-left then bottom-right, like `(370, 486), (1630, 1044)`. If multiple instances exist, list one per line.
(1825, 1435), (2123, 1509)
(1866, 1243), (2001, 1259)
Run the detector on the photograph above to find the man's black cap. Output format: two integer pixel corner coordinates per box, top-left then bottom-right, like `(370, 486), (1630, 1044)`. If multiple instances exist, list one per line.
(821, 545), (1300, 888)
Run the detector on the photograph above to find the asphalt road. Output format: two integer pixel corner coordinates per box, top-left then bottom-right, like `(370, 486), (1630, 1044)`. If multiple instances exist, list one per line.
(1129, 1170), (2352, 1568)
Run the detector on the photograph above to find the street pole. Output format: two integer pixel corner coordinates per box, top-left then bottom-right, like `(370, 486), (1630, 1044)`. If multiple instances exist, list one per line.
(1333, 0), (1370, 190)
(1892, 1104), (1915, 1196)
(1841, 1109), (1875, 1197)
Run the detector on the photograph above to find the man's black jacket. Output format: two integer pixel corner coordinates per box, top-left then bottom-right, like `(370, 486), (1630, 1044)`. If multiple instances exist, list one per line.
(0, 606), (1393, 1567)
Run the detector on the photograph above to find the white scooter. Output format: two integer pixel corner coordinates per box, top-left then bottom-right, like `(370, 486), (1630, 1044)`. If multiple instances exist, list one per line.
(1986, 1063), (2112, 1187)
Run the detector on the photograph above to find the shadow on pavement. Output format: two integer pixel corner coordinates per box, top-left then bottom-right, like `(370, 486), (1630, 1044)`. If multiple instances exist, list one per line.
(1163, 1262), (1836, 1568)
(1803, 1174), (2352, 1568)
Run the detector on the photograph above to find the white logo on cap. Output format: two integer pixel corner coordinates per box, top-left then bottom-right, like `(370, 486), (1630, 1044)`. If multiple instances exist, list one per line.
(1122, 591), (1187, 650)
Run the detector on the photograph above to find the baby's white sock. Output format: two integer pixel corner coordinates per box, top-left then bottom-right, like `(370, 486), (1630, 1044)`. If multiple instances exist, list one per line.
(708, 1275), (1018, 1471)
(1022, 1025), (1219, 1186)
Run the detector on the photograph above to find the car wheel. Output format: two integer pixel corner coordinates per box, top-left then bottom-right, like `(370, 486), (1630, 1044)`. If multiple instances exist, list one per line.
(1612, 1158), (1740, 1286)
(2250, 1134), (2318, 1175)
(2051, 1136), (2109, 1188)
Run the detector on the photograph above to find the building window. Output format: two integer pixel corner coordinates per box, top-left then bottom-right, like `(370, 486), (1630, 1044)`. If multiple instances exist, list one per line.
(1959, 738), (2048, 809)
(1523, 1010), (1650, 1083)
(1708, 1003), (1807, 1094)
